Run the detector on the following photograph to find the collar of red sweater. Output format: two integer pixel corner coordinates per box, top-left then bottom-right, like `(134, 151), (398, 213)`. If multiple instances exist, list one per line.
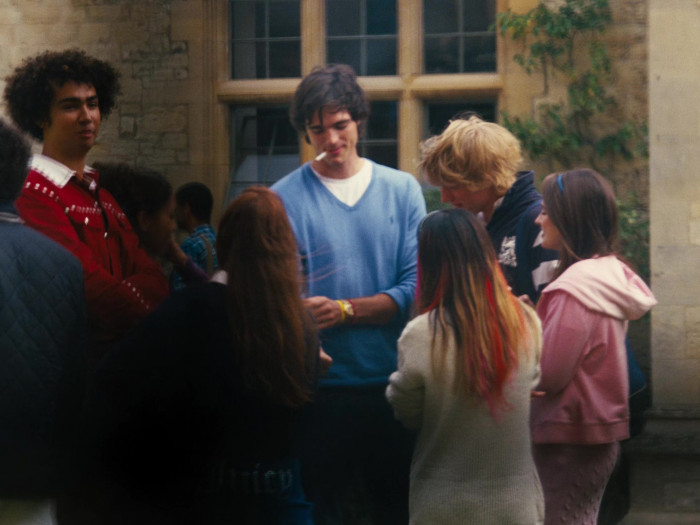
(30, 154), (97, 189)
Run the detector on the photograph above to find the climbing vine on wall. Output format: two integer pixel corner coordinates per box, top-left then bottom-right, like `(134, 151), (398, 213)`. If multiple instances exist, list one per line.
(497, 0), (649, 281)
(496, 0), (647, 172)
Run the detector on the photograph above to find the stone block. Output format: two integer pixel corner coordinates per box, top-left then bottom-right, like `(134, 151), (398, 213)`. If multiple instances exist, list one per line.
(648, 220), (682, 259)
(650, 5), (700, 76)
(653, 359), (700, 406)
(666, 482), (700, 511)
(690, 221), (700, 246)
(85, 5), (125, 23)
(119, 116), (136, 138)
(160, 133), (188, 150)
(611, 0), (647, 24)
(0, 7), (22, 24)
(686, 332), (700, 360)
(653, 246), (700, 305)
(653, 306), (686, 360)
(174, 68), (189, 80)
(22, 4), (67, 24)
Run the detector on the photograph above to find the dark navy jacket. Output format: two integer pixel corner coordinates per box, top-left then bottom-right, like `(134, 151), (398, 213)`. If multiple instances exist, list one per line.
(487, 171), (559, 303)
(0, 201), (86, 497)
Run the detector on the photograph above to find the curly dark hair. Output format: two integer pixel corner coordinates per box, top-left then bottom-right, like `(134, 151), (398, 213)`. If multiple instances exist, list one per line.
(3, 49), (121, 141)
(290, 64), (370, 141)
(0, 119), (31, 201)
(94, 162), (172, 232)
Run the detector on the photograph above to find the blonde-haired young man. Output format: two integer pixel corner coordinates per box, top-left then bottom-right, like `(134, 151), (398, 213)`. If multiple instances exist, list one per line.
(421, 115), (558, 302)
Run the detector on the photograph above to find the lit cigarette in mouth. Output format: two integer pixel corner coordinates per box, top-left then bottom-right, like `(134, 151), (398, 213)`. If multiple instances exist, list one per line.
(315, 151), (327, 162)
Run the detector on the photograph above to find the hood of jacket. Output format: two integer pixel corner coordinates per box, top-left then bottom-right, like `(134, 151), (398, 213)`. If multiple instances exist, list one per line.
(541, 255), (656, 321)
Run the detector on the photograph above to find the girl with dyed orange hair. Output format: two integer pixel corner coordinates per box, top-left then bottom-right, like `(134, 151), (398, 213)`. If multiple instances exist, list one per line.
(386, 208), (544, 524)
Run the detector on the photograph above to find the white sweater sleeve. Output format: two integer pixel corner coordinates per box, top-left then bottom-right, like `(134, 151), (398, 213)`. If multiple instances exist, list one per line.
(386, 314), (431, 429)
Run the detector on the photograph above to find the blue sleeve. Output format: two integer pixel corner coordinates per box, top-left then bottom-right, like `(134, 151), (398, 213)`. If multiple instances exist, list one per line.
(382, 178), (426, 316)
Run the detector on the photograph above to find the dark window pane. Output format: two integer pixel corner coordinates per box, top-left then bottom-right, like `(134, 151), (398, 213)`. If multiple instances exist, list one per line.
(229, 106), (300, 201)
(366, 101), (397, 140)
(255, 2), (266, 38)
(424, 0), (459, 34)
(463, 0), (495, 31)
(463, 35), (496, 73)
(327, 0), (359, 36)
(269, 1), (300, 38)
(230, 0), (301, 79)
(426, 101), (497, 137)
(231, 2), (257, 39)
(269, 41), (301, 77)
(232, 42), (257, 79)
(366, 39), (396, 75)
(367, 0), (396, 35)
(359, 101), (397, 168)
(327, 40), (361, 74)
(425, 36), (459, 73)
(361, 144), (397, 169)
(256, 42), (267, 78)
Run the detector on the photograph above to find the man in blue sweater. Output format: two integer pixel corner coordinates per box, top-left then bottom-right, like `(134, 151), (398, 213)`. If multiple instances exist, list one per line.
(272, 64), (426, 524)
(420, 115), (558, 303)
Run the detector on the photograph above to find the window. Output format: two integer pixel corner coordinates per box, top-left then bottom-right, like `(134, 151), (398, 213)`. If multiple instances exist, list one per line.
(218, 0), (503, 200)
(360, 101), (398, 168)
(424, 0), (496, 73)
(230, 0), (301, 79)
(227, 106), (299, 201)
(326, 0), (397, 76)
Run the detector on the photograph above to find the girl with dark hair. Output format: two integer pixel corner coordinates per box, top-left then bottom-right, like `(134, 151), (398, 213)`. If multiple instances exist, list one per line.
(96, 162), (209, 287)
(386, 208), (544, 524)
(80, 187), (318, 524)
(531, 169), (656, 524)
(96, 162), (175, 258)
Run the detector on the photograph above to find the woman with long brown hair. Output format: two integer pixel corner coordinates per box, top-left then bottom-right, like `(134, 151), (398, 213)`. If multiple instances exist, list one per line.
(80, 187), (318, 524)
(386, 208), (544, 524)
(532, 169), (656, 524)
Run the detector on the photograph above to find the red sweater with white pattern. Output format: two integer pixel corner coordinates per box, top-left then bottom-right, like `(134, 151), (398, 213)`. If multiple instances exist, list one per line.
(15, 155), (169, 356)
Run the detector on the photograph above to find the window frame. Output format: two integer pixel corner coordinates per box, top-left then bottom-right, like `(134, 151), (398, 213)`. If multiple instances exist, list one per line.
(212, 0), (506, 199)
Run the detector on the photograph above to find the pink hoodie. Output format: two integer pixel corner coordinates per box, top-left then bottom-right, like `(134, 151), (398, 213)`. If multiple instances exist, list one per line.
(531, 256), (657, 445)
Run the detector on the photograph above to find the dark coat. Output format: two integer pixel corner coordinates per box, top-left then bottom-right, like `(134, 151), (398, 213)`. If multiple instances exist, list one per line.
(487, 171), (559, 302)
(0, 202), (86, 497)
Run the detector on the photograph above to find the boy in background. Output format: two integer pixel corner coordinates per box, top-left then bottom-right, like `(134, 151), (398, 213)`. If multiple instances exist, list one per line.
(171, 182), (218, 290)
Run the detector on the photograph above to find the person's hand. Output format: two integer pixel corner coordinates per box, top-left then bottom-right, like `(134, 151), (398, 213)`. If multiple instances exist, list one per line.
(165, 238), (188, 268)
(319, 347), (333, 375)
(304, 296), (344, 330)
(518, 294), (535, 308)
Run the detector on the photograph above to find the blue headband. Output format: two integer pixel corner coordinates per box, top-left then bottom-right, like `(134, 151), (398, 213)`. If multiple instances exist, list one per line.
(557, 173), (565, 193)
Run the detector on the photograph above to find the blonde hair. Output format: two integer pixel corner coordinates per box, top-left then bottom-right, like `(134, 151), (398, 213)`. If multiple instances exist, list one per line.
(420, 115), (522, 197)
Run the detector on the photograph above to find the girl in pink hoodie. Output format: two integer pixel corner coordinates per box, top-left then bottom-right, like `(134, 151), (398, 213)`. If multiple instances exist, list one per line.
(531, 169), (656, 525)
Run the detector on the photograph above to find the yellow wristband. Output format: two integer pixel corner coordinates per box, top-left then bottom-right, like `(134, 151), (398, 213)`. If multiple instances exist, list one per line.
(336, 300), (346, 322)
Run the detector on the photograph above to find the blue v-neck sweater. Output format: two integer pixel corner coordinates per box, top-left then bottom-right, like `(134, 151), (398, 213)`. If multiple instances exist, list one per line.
(273, 162), (426, 387)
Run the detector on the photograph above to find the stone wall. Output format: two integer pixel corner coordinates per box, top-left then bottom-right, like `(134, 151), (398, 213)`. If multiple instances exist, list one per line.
(503, 0), (649, 202)
(0, 0), (211, 194)
(649, 0), (700, 409)
(0, 0), (649, 218)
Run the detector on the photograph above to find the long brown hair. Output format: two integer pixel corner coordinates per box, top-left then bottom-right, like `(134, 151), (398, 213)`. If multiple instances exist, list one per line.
(417, 209), (539, 415)
(217, 187), (316, 407)
(541, 168), (619, 279)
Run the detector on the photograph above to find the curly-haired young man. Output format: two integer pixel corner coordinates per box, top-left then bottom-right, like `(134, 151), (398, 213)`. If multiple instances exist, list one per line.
(4, 49), (168, 365)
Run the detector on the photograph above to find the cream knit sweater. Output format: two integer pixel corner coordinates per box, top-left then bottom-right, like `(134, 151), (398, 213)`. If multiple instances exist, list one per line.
(387, 309), (544, 524)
